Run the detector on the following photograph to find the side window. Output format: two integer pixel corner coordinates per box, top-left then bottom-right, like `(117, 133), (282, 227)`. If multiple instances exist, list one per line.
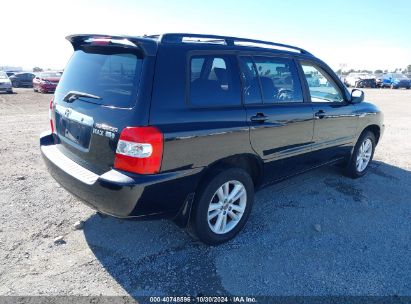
(252, 57), (303, 103)
(239, 56), (262, 104)
(189, 55), (240, 106)
(191, 58), (205, 82)
(301, 63), (344, 103)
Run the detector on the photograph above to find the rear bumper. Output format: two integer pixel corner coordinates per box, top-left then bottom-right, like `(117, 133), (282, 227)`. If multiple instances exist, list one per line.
(39, 84), (57, 92)
(0, 84), (12, 91)
(40, 131), (203, 218)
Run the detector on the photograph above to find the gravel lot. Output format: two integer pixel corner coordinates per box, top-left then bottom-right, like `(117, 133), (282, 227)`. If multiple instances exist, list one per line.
(0, 88), (410, 298)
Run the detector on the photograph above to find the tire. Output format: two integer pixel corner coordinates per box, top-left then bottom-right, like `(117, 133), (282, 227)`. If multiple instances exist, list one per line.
(345, 131), (376, 178)
(406, 87), (410, 90)
(191, 168), (254, 245)
(13, 81), (20, 88)
(391, 84), (396, 89)
(7, 89), (13, 94)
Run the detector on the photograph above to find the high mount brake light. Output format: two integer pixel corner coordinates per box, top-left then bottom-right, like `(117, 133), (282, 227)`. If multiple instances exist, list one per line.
(49, 97), (54, 133)
(114, 127), (163, 174)
(85, 37), (137, 47)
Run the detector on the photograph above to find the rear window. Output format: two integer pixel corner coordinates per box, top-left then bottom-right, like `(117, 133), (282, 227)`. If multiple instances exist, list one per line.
(55, 47), (143, 108)
(41, 72), (62, 78)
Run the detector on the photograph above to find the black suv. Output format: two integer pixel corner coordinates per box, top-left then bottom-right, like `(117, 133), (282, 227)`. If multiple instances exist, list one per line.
(9, 72), (35, 87)
(40, 33), (384, 244)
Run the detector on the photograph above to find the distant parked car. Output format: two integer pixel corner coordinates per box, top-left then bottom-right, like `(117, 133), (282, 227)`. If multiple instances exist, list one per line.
(33, 71), (62, 93)
(380, 73), (411, 89)
(9, 72), (35, 87)
(0, 71), (13, 93)
(345, 73), (376, 88)
(356, 78), (376, 88)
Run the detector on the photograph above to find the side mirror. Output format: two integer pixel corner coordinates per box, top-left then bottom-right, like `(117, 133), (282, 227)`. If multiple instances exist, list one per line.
(351, 89), (364, 104)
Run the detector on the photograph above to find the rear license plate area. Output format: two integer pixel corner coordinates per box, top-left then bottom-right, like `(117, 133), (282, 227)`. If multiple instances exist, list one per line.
(55, 105), (93, 150)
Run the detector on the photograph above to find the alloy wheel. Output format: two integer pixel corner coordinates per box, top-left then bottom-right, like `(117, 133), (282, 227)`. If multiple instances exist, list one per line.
(207, 180), (247, 234)
(356, 138), (372, 172)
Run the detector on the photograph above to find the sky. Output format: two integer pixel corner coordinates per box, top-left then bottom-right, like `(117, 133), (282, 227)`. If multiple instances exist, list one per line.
(1, 0), (411, 72)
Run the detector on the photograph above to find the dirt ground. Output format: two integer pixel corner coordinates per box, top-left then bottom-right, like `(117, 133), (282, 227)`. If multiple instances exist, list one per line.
(0, 88), (410, 299)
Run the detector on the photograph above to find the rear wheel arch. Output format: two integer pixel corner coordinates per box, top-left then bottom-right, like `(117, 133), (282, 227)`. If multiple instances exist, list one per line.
(198, 154), (263, 190)
(175, 154), (263, 229)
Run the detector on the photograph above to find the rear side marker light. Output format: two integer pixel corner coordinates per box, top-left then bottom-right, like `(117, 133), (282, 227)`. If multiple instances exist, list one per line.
(114, 126), (163, 174)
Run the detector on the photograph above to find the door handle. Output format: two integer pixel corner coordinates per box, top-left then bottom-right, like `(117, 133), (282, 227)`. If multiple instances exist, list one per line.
(250, 113), (268, 123)
(315, 110), (326, 119)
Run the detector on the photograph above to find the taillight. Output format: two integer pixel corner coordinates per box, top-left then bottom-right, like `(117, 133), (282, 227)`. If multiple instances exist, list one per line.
(114, 126), (163, 174)
(49, 97), (54, 133)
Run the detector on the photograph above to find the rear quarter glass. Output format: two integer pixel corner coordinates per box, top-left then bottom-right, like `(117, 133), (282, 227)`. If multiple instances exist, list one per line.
(55, 46), (143, 108)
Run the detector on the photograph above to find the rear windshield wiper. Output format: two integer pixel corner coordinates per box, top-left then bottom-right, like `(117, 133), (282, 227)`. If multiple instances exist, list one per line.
(63, 91), (102, 103)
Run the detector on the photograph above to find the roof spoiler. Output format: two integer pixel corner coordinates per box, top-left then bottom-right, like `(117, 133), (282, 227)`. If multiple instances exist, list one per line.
(66, 34), (158, 56)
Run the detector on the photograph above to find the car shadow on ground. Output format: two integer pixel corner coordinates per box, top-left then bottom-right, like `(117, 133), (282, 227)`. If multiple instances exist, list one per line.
(83, 160), (411, 297)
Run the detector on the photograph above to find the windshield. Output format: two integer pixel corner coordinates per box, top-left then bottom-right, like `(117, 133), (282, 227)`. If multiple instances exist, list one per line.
(55, 47), (143, 108)
(0, 72), (8, 79)
(41, 72), (62, 78)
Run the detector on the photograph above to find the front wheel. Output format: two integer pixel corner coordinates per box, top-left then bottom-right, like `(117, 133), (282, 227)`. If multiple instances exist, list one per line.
(345, 131), (376, 178)
(191, 168), (254, 245)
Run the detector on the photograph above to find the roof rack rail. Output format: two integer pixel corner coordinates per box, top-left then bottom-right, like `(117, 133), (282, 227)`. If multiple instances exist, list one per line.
(160, 33), (312, 55)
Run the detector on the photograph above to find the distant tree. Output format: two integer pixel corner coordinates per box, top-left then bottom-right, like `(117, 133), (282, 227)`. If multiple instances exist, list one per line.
(374, 69), (383, 74)
(407, 65), (411, 73)
(384, 69), (388, 73)
(33, 67), (43, 72)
